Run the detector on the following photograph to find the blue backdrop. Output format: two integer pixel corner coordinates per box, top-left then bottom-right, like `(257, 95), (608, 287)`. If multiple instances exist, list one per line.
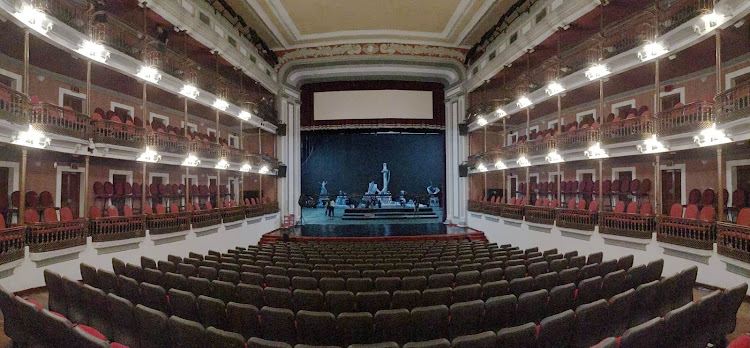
(301, 132), (445, 197)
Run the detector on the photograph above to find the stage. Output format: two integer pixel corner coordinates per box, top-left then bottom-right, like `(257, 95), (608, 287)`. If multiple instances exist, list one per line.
(300, 206), (443, 225)
(271, 222), (474, 238)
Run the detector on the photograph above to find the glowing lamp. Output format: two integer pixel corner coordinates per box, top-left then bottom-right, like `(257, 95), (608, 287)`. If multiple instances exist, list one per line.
(258, 165), (269, 174)
(584, 142), (609, 159)
(545, 82), (565, 96)
(213, 98), (229, 111)
(545, 150), (564, 163)
(477, 117), (488, 126)
(181, 154), (200, 167)
(12, 125), (50, 149)
(136, 66), (162, 83)
(638, 42), (669, 62)
(516, 156), (531, 167)
(137, 147), (161, 163)
(238, 110), (252, 121)
(17, 4), (52, 34)
(494, 160), (507, 170)
(240, 163), (252, 172)
(215, 159), (230, 169)
(694, 123), (731, 147)
(78, 40), (109, 63)
(585, 64), (610, 81)
(496, 108), (507, 118)
(695, 11), (725, 34)
(517, 96), (533, 109)
(637, 135), (668, 153)
(477, 163), (488, 172)
(179, 85), (199, 99)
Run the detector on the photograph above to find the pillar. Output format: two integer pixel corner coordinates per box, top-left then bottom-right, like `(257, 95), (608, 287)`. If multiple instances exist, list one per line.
(717, 148), (724, 221)
(84, 156), (90, 218)
(19, 149), (27, 223)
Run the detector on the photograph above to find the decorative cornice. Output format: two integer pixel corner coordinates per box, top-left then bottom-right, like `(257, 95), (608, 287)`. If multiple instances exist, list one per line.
(301, 123), (445, 132)
(277, 43), (468, 66)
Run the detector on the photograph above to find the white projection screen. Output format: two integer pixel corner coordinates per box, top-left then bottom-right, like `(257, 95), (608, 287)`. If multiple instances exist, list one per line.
(314, 90), (433, 120)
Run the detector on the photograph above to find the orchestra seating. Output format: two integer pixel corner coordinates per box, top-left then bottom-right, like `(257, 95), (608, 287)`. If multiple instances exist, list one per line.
(1, 239), (744, 348)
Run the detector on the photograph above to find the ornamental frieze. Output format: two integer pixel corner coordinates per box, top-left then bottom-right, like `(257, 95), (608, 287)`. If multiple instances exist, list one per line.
(277, 43), (467, 65)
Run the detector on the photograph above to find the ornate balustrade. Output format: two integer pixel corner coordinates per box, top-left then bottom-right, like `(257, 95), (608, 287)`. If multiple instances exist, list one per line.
(246, 203), (266, 218)
(602, 11), (655, 60)
(147, 132), (188, 155)
(26, 220), (87, 253)
(717, 222), (750, 264)
(0, 226), (26, 266)
(525, 206), (556, 225)
(599, 212), (655, 239)
(658, 0), (712, 35)
(501, 203), (525, 221)
(0, 84), (30, 125)
(222, 206), (246, 223)
(91, 118), (146, 148)
(715, 80), (750, 124)
(89, 215), (146, 242)
(190, 140), (223, 159)
(599, 116), (657, 144)
(526, 137), (556, 156)
(503, 142), (527, 159)
(261, 202), (279, 215)
(656, 216), (716, 250)
(468, 200), (485, 213)
(556, 127), (599, 150)
(30, 103), (91, 140)
(222, 146), (245, 163)
(560, 38), (600, 78)
(146, 211), (191, 235)
(47, 0), (89, 33)
(657, 101), (714, 136)
(556, 208), (597, 231)
(192, 208), (222, 229)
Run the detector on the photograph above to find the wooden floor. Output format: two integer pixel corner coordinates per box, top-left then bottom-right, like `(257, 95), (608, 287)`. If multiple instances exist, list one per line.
(0, 287), (746, 347)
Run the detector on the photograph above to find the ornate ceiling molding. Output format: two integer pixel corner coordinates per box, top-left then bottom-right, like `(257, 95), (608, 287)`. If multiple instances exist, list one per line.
(277, 43), (468, 66)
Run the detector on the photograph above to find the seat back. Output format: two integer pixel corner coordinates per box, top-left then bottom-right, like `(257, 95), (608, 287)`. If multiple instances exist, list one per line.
(684, 204), (699, 219)
(669, 203), (683, 218)
(640, 202), (653, 215)
(588, 200), (598, 212)
(43, 207), (58, 222)
(24, 209), (40, 223)
(60, 207), (74, 222)
(700, 206), (715, 222)
(626, 201), (638, 214)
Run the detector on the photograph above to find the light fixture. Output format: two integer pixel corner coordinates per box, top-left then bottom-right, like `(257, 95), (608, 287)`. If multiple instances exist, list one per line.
(638, 42), (669, 62)
(496, 108), (507, 118)
(78, 40), (109, 63)
(637, 135), (668, 154)
(240, 163), (252, 172)
(238, 110), (252, 121)
(694, 123), (731, 147)
(545, 150), (565, 163)
(136, 66), (162, 83)
(695, 11), (725, 34)
(12, 125), (50, 149)
(517, 156), (531, 167)
(477, 117), (488, 126)
(137, 147), (161, 163)
(517, 96), (533, 109)
(585, 64), (610, 81)
(477, 163), (488, 172)
(584, 142), (609, 159)
(494, 160), (507, 170)
(16, 3), (53, 34)
(545, 81), (565, 96)
(213, 98), (229, 111)
(181, 154), (200, 167)
(179, 84), (199, 99)
(258, 165), (269, 174)
(215, 158), (230, 169)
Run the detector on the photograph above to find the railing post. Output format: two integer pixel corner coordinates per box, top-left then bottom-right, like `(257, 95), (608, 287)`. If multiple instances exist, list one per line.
(84, 156), (90, 218)
(23, 29), (29, 95)
(655, 154), (661, 216)
(718, 147), (724, 222)
(716, 29), (723, 94)
(142, 163), (147, 213)
(185, 167), (190, 209)
(19, 149), (27, 224)
(598, 159), (603, 213)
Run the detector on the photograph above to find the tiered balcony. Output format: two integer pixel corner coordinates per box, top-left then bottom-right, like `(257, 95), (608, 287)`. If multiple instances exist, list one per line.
(91, 117), (146, 148)
(556, 127), (599, 150)
(602, 11), (655, 60)
(656, 215), (716, 250)
(599, 116), (657, 145)
(89, 214), (146, 243)
(658, 101), (715, 136)
(0, 225), (26, 266)
(30, 103), (91, 140)
(715, 80), (750, 124)
(717, 221), (750, 264)
(147, 132), (189, 155)
(599, 211), (655, 239)
(657, 0), (713, 35)
(525, 136), (556, 156)
(26, 219), (87, 253)
(0, 84), (30, 125)
(560, 38), (600, 78)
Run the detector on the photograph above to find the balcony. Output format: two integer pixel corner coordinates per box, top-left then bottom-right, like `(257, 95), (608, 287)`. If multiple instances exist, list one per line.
(189, 140), (223, 159)
(525, 136), (556, 156)
(657, 101), (714, 136)
(0, 84), (30, 125)
(30, 103), (91, 140)
(146, 132), (188, 155)
(556, 127), (599, 150)
(560, 38), (600, 78)
(658, 0), (713, 36)
(602, 11), (655, 60)
(91, 117), (145, 148)
(599, 116), (657, 145)
(715, 80), (750, 124)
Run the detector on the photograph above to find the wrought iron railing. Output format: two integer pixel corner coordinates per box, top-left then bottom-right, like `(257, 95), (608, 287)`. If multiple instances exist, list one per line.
(0, 84), (30, 125)
(525, 206), (556, 225)
(556, 208), (597, 231)
(30, 103), (91, 140)
(91, 118), (145, 148)
(146, 211), (191, 235)
(657, 101), (714, 136)
(658, 0), (713, 35)
(715, 80), (750, 124)
(599, 116), (657, 144)
(602, 11), (656, 60)
(525, 136), (556, 156)
(147, 132), (189, 155)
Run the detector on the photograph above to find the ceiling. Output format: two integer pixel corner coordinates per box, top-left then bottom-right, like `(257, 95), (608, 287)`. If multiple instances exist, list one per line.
(226, 0), (516, 50)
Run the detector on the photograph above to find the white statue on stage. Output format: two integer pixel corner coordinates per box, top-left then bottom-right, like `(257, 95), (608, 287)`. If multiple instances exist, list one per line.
(427, 181), (440, 195)
(367, 181), (379, 195)
(379, 163), (391, 194)
(320, 181), (328, 195)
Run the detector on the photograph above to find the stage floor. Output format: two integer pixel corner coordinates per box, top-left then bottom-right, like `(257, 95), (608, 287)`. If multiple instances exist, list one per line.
(278, 223), (470, 238)
(301, 206), (443, 225)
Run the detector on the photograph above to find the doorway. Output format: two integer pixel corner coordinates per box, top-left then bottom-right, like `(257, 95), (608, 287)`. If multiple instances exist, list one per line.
(661, 168), (682, 214)
(61, 171), (82, 218)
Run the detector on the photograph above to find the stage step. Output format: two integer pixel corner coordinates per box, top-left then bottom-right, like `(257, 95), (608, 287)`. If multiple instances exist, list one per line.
(341, 207), (439, 220)
(341, 214), (439, 220)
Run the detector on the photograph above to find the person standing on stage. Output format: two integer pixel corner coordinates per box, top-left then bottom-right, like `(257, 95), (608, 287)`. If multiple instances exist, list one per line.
(327, 199), (335, 218)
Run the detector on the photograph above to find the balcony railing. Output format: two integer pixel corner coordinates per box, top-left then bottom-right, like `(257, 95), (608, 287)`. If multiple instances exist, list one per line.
(658, 0), (713, 35)
(557, 127), (599, 150)
(657, 101), (714, 136)
(91, 118), (146, 148)
(47, 0), (89, 34)
(504, 142), (527, 159)
(26, 220), (87, 253)
(222, 205), (246, 223)
(656, 216), (716, 250)
(147, 132), (188, 155)
(30, 103), (91, 140)
(468, 200), (485, 213)
(717, 222), (750, 264)
(599, 212), (655, 239)
(599, 116), (657, 145)
(146, 211), (191, 235)
(715, 80), (750, 124)
(560, 38), (600, 78)
(192, 208), (222, 229)
(93, 16), (145, 61)
(525, 206), (556, 225)
(526, 136), (556, 156)
(557, 208), (597, 231)
(0, 226), (26, 266)
(89, 215), (146, 242)
(0, 84), (30, 125)
(602, 12), (656, 60)
(190, 140), (223, 159)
